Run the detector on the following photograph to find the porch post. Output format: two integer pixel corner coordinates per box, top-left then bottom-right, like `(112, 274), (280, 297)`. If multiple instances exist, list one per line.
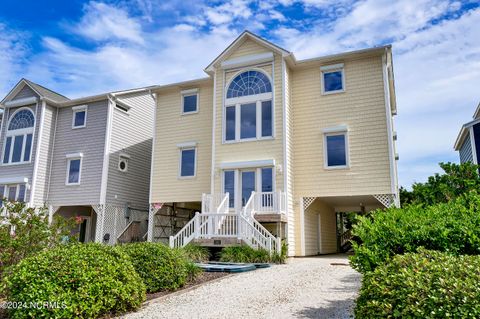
(147, 204), (155, 242)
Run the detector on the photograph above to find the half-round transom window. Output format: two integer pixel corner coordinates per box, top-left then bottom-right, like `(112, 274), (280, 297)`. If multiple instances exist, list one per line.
(8, 109), (35, 131)
(227, 70), (272, 99)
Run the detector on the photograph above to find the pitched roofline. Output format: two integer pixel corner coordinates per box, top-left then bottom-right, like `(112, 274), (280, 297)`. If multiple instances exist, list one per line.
(290, 45), (391, 66)
(204, 30), (291, 72)
(454, 118), (480, 150)
(24, 79), (69, 100)
(151, 77), (212, 92)
(472, 101), (480, 119)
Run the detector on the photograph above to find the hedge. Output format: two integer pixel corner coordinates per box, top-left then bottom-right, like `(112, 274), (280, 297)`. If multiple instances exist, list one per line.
(1, 243), (145, 319)
(219, 243), (287, 264)
(350, 191), (480, 273)
(119, 242), (196, 292)
(355, 249), (480, 318)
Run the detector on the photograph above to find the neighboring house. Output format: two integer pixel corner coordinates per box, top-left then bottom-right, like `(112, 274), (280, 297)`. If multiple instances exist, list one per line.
(148, 31), (399, 257)
(454, 102), (480, 164)
(0, 79), (155, 244)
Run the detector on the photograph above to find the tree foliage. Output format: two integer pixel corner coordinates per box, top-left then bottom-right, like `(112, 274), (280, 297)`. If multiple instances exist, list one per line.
(400, 162), (480, 206)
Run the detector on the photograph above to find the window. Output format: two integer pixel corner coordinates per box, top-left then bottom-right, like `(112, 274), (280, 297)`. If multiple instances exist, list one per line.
(324, 130), (348, 168)
(66, 154), (83, 185)
(181, 89), (198, 114)
(261, 168), (273, 192)
(118, 154), (129, 172)
(180, 148), (196, 177)
(0, 184), (26, 204)
(224, 170), (235, 208)
(72, 105), (87, 128)
(224, 70), (273, 142)
(2, 108), (35, 164)
(321, 63), (345, 94)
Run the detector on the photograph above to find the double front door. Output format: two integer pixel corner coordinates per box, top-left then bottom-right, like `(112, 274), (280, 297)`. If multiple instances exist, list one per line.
(223, 167), (273, 212)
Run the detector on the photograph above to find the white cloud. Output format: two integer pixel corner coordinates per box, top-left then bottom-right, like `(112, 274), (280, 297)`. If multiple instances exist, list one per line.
(74, 2), (145, 44)
(0, 24), (28, 98)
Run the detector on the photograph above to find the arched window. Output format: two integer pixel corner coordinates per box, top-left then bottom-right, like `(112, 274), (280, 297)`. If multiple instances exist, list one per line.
(3, 108), (35, 164)
(225, 70), (273, 141)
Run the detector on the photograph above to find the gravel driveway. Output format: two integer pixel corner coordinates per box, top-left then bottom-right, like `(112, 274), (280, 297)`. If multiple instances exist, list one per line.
(120, 254), (361, 319)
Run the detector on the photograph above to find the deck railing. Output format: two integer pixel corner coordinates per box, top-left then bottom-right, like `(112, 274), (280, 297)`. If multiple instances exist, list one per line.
(253, 191), (286, 214)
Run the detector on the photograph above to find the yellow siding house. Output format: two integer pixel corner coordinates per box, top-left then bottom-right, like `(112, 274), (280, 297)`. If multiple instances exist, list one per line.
(148, 31), (398, 257)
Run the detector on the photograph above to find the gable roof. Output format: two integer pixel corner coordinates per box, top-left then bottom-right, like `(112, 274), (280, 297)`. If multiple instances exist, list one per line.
(205, 30), (291, 72)
(472, 102), (480, 120)
(1, 78), (69, 105)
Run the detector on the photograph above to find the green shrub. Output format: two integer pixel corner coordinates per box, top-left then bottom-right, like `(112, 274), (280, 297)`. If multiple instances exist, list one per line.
(355, 249), (480, 318)
(1, 243), (145, 319)
(0, 202), (76, 276)
(350, 191), (480, 273)
(119, 242), (193, 292)
(180, 244), (210, 262)
(219, 243), (287, 264)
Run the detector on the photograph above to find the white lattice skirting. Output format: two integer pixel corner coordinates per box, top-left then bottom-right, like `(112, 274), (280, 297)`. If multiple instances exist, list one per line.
(373, 194), (399, 208)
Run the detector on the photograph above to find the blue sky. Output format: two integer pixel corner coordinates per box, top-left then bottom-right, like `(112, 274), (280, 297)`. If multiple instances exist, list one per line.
(1, 0), (479, 188)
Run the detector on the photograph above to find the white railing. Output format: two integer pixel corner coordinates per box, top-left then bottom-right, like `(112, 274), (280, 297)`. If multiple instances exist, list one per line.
(202, 193), (228, 213)
(169, 213), (198, 248)
(169, 192), (281, 255)
(253, 191), (286, 214)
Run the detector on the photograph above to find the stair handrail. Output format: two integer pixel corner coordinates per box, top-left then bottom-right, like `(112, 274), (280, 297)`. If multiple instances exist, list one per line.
(169, 212), (198, 248)
(242, 191), (255, 218)
(117, 220), (139, 242)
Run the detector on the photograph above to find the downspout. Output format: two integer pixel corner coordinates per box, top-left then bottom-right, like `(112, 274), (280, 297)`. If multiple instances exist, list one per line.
(29, 100), (45, 207)
(45, 106), (59, 203)
(148, 89), (157, 205)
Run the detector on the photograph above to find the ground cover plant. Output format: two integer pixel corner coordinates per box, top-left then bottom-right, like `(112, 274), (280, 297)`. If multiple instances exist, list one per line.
(220, 242), (287, 264)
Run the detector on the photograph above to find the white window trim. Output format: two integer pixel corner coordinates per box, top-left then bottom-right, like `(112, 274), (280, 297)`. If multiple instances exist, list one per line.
(321, 64), (345, 95)
(118, 153), (130, 172)
(2, 107), (35, 166)
(223, 96), (274, 143)
(66, 156), (83, 186)
(181, 88), (199, 115)
(178, 147), (197, 179)
(72, 105), (88, 129)
(323, 129), (350, 170)
(1, 183), (27, 203)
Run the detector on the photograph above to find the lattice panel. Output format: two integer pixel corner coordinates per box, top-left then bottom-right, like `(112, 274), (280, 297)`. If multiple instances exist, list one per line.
(102, 205), (127, 245)
(373, 194), (399, 208)
(91, 204), (104, 243)
(303, 197), (316, 210)
(148, 204), (162, 242)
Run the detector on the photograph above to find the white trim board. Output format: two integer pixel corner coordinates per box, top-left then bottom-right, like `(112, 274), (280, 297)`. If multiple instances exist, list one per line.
(219, 159), (275, 169)
(0, 177), (29, 184)
(4, 97), (38, 108)
(221, 52), (274, 70)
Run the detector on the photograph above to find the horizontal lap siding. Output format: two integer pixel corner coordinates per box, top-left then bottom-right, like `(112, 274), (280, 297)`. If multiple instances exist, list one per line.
(34, 104), (57, 205)
(0, 103), (40, 203)
(106, 93), (155, 210)
(213, 40), (285, 194)
(151, 82), (213, 203)
(292, 56), (392, 197)
(47, 101), (107, 205)
(459, 134), (473, 163)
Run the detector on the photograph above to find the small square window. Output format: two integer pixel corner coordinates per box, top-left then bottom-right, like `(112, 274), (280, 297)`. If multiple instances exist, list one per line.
(180, 148), (196, 177)
(182, 90), (198, 114)
(72, 105), (87, 128)
(324, 132), (348, 168)
(321, 64), (345, 94)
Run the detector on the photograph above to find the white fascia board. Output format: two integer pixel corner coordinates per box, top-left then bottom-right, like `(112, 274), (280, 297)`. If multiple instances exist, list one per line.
(72, 104), (88, 111)
(66, 152), (84, 159)
(0, 177), (29, 184)
(4, 97), (38, 108)
(219, 159), (275, 169)
(221, 52), (274, 70)
(320, 63), (344, 71)
(181, 88), (199, 95)
(177, 141), (197, 148)
(322, 125), (348, 133)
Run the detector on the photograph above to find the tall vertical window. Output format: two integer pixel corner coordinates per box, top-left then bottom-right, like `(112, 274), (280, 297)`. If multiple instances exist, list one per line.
(3, 108), (35, 164)
(72, 105), (87, 128)
(180, 148), (196, 177)
(224, 70), (273, 142)
(66, 154), (83, 185)
(181, 89), (199, 114)
(0, 185), (5, 206)
(261, 168), (273, 192)
(321, 63), (345, 94)
(224, 170), (235, 208)
(324, 128), (349, 168)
